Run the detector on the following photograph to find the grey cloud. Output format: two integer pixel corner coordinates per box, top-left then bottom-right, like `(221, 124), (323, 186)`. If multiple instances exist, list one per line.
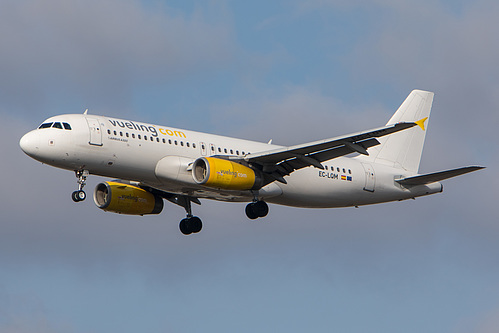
(0, 0), (233, 115)
(345, 1), (499, 139)
(2, 2), (499, 331)
(208, 86), (390, 145)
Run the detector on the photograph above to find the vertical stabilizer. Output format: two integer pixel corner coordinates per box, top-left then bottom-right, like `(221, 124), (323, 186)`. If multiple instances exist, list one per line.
(365, 90), (434, 173)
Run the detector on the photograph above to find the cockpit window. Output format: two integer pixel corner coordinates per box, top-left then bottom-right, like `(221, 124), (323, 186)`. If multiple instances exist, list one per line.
(63, 122), (72, 130)
(38, 122), (53, 129)
(52, 122), (63, 129)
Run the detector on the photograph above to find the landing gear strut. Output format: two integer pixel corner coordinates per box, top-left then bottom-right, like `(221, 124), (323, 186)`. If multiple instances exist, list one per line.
(245, 200), (269, 219)
(72, 170), (89, 202)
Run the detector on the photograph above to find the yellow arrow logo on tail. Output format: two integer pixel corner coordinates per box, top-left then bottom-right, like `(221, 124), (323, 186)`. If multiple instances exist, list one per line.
(415, 117), (428, 131)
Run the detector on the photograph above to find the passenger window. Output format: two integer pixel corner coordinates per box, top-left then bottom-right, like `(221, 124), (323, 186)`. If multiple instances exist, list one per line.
(138, 134), (141, 139)
(114, 130), (117, 135)
(337, 167), (340, 172)
(63, 123), (72, 130)
(325, 166), (328, 170)
(126, 133), (129, 138)
(162, 138), (166, 143)
(211, 146), (215, 151)
(236, 150), (239, 155)
(120, 132), (123, 136)
(52, 122), (63, 129)
(175, 140), (178, 145)
(156, 138), (159, 142)
(343, 168), (346, 173)
(181, 141), (184, 146)
(230, 149), (233, 154)
(107, 129), (111, 134)
(186, 142), (190, 147)
(348, 169), (351, 174)
(132, 133), (135, 139)
(168, 139), (172, 144)
(224, 148), (227, 154)
(218, 147), (221, 153)
(242, 151), (245, 155)
(38, 123), (53, 129)
(193, 143), (196, 148)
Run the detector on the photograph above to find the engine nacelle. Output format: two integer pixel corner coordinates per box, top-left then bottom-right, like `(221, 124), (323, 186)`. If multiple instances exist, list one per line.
(93, 181), (163, 215)
(192, 157), (263, 190)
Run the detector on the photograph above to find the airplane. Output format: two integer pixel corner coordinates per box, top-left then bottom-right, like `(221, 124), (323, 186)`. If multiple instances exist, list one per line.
(19, 90), (484, 235)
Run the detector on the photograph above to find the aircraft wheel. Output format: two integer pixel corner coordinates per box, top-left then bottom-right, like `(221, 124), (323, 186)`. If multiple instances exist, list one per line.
(253, 201), (269, 217)
(188, 216), (203, 234)
(72, 190), (86, 202)
(179, 216), (203, 235)
(77, 190), (86, 201)
(179, 218), (192, 235)
(245, 203), (259, 220)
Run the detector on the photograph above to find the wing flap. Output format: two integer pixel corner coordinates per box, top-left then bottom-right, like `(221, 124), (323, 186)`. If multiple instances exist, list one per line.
(395, 166), (485, 186)
(274, 138), (381, 175)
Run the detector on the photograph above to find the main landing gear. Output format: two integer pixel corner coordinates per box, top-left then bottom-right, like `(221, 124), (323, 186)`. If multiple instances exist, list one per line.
(170, 195), (203, 235)
(72, 170), (89, 202)
(179, 216), (202, 235)
(245, 200), (269, 220)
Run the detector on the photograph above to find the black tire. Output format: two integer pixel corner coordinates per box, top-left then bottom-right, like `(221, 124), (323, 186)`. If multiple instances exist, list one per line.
(188, 216), (203, 233)
(71, 191), (80, 202)
(77, 190), (86, 201)
(245, 203), (259, 220)
(253, 201), (269, 217)
(179, 218), (192, 235)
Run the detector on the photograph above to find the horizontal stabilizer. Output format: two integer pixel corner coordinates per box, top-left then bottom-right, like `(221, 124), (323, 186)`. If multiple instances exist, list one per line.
(396, 166), (485, 186)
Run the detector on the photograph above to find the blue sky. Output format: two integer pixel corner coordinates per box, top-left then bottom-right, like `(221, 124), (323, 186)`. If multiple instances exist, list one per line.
(1, 1), (498, 332)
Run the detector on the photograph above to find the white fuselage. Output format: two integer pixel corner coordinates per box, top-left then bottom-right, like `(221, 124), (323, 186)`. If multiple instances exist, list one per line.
(19, 114), (442, 208)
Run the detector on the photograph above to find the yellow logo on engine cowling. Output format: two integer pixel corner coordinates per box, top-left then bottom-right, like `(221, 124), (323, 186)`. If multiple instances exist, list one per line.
(203, 157), (256, 190)
(97, 181), (163, 215)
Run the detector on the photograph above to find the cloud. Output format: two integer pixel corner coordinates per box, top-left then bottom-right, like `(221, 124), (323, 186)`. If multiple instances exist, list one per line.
(0, 0), (233, 115)
(345, 1), (499, 130)
(2, 2), (499, 332)
(208, 85), (390, 145)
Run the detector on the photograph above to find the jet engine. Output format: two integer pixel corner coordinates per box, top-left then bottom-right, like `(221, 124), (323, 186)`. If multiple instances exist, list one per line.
(192, 157), (263, 190)
(93, 181), (163, 215)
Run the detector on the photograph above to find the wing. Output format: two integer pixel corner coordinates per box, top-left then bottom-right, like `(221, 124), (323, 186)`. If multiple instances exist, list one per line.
(234, 122), (417, 184)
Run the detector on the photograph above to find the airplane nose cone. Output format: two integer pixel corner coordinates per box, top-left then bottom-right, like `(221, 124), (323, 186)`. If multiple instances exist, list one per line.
(19, 131), (39, 157)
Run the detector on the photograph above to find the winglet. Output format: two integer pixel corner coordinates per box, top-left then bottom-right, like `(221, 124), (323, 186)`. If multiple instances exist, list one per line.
(415, 117), (428, 131)
(83, 109), (88, 115)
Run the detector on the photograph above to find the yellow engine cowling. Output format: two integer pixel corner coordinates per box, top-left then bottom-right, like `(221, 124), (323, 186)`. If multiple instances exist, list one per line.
(192, 157), (263, 190)
(93, 181), (163, 215)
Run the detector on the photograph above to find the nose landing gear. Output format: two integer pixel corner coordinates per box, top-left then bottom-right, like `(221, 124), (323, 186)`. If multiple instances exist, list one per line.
(72, 170), (89, 202)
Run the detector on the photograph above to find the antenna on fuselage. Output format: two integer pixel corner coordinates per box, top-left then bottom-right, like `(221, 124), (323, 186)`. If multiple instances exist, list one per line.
(83, 109), (88, 115)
